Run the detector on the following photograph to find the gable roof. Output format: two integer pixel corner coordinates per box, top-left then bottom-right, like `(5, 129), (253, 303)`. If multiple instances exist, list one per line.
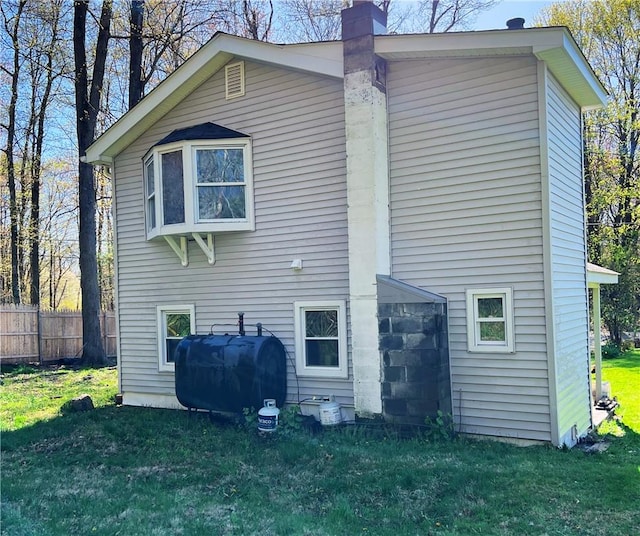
(85, 33), (343, 165)
(86, 27), (606, 166)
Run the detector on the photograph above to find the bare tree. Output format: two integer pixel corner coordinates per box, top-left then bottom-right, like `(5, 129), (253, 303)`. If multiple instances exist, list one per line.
(242, 0), (274, 40)
(211, 0), (274, 41)
(278, 0), (345, 42)
(1, 0), (69, 307)
(391, 0), (498, 33)
(39, 159), (79, 310)
(24, 0), (66, 305)
(1, 0), (26, 304)
(96, 166), (113, 311)
(74, 0), (112, 365)
(274, 0), (497, 42)
(102, 0), (218, 113)
(128, 0), (144, 108)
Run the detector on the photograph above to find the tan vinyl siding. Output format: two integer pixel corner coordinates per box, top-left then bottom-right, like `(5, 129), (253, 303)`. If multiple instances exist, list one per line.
(546, 73), (590, 444)
(388, 56), (551, 441)
(113, 60), (352, 407)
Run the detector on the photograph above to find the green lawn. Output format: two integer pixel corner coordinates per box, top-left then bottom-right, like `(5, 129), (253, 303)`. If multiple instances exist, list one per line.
(602, 348), (640, 432)
(1, 358), (639, 536)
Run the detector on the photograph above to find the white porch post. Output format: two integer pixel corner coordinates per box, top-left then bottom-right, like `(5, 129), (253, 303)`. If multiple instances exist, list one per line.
(587, 263), (619, 402)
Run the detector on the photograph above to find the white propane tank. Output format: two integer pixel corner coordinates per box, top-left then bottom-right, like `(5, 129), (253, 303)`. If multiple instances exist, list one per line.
(319, 400), (342, 426)
(258, 399), (280, 432)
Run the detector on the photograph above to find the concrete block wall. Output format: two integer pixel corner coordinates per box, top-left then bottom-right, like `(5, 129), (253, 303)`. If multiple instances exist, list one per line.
(379, 302), (451, 424)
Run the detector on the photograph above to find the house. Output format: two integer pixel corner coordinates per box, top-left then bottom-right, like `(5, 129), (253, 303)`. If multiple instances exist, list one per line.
(86, 2), (609, 447)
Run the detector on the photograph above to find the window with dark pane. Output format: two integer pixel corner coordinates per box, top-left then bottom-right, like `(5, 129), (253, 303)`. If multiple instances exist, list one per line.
(161, 150), (185, 225)
(165, 312), (190, 363)
(305, 309), (339, 367)
(479, 321), (506, 342)
(196, 148), (245, 220)
(145, 158), (156, 231)
(477, 296), (506, 343)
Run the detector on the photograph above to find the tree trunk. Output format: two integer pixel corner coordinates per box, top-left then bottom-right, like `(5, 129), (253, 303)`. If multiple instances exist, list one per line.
(28, 1), (62, 307)
(129, 0), (144, 109)
(74, 0), (112, 365)
(78, 160), (105, 361)
(4, 0), (27, 304)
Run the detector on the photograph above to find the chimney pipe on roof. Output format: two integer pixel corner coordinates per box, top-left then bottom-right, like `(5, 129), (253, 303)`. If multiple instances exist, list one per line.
(506, 17), (525, 30)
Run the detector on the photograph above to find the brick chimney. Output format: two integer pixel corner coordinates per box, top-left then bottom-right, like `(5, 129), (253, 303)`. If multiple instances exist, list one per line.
(342, 0), (389, 418)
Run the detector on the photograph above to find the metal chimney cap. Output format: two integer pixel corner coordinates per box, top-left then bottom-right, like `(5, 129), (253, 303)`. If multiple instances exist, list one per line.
(506, 17), (525, 29)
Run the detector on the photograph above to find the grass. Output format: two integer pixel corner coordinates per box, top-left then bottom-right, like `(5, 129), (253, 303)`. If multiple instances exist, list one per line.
(0, 365), (117, 431)
(1, 357), (639, 536)
(602, 348), (640, 432)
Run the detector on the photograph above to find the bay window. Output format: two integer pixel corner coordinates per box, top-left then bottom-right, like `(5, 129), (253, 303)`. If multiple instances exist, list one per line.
(143, 124), (254, 239)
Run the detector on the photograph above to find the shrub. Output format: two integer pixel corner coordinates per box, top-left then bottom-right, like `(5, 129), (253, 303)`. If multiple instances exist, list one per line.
(424, 410), (455, 441)
(602, 342), (621, 359)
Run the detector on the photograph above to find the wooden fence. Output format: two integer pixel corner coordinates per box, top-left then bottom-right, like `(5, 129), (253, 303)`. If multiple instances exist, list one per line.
(0, 305), (116, 364)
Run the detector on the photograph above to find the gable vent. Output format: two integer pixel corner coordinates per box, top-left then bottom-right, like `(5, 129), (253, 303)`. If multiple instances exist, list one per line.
(225, 61), (245, 100)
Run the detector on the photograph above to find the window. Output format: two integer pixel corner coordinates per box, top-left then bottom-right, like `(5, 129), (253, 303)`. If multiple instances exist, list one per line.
(161, 150), (185, 225)
(195, 147), (246, 221)
(466, 288), (514, 353)
(157, 305), (195, 371)
(294, 301), (348, 378)
(143, 137), (254, 239)
(145, 157), (156, 232)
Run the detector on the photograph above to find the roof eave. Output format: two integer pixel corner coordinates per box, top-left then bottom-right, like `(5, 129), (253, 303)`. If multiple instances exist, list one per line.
(587, 262), (620, 286)
(375, 27), (607, 110)
(532, 31), (607, 110)
(86, 34), (343, 165)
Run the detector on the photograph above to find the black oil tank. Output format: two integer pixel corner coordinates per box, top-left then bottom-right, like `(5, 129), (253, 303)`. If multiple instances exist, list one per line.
(174, 334), (287, 413)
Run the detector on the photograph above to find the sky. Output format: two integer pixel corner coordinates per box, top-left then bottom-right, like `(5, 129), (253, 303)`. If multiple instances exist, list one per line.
(472, 0), (568, 30)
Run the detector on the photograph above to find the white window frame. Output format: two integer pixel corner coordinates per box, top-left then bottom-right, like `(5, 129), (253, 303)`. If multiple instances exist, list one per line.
(143, 138), (254, 240)
(144, 156), (156, 233)
(465, 288), (515, 353)
(157, 304), (196, 372)
(294, 300), (348, 378)
(192, 144), (249, 224)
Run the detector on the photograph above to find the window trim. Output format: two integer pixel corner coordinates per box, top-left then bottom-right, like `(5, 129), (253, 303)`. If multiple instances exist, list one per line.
(192, 144), (250, 224)
(294, 300), (348, 378)
(465, 288), (515, 353)
(157, 304), (196, 372)
(143, 138), (254, 240)
(144, 156), (156, 233)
